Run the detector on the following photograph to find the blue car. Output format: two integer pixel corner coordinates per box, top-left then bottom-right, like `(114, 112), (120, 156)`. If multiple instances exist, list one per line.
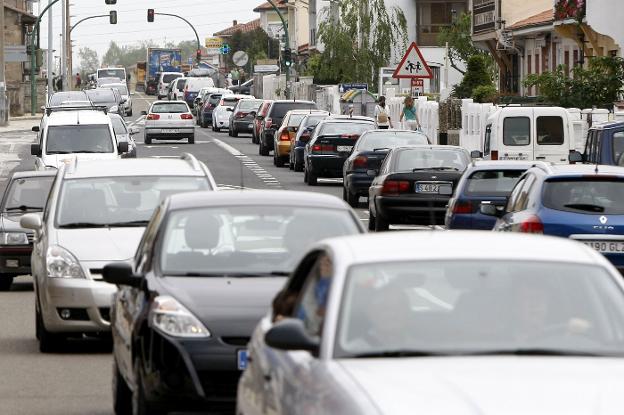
(487, 163), (624, 271)
(445, 161), (532, 229)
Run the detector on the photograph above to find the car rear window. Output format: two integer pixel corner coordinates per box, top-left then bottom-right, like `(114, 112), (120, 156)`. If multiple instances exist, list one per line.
(543, 178), (624, 214)
(223, 98), (241, 106)
(208, 95), (222, 104)
(270, 102), (316, 118)
(396, 149), (468, 172)
(110, 117), (128, 135)
(176, 79), (187, 90)
(86, 90), (115, 103)
(162, 73), (181, 84)
(536, 116), (564, 145)
(238, 100), (263, 110)
(465, 169), (525, 197)
(303, 115), (327, 127)
(151, 102), (188, 113)
(357, 132), (428, 151)
(503, 117), (530, 146)
(287, 114), (308, 127)
(613, 132), (624, 164)
(318, 122), (374, 136)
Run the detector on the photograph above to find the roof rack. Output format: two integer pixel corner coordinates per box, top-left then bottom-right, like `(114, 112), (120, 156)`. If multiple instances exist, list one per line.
(180, 153), (201, 171)
(45, 104), (108, 116)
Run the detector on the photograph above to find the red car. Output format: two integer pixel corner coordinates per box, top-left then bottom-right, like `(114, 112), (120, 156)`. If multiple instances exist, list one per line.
(252, 100), (272, 144)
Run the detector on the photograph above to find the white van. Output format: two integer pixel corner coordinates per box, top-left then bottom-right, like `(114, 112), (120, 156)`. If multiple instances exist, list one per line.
(96, 67), (127, 84)
(157, 71), (183, 99)
(479, 106), (575, 164)
(183, 77), (216, 106)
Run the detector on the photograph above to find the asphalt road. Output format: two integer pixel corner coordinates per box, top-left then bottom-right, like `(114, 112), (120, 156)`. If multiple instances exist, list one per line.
(0, 92), (372, 414)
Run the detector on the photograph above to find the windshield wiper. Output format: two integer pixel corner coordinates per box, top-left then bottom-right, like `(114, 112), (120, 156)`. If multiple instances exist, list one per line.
(59, 222), (108, 229)
(412, 167), (459, 172)
(46, 151), (73, 154)
(105, 220), (149, 227)
(351, 350), (449, 358)
(461, 348), (606, 357)
(563, 203), (605, 213)
(5, 205), (42, 212)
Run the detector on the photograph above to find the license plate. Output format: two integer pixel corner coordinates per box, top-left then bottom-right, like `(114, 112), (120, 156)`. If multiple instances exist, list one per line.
(5, 259), (18, 268)
(415, 183), (452, 194)
(337, 145), (353, 152)
(583, 241), (624, 254)
(501, 155), (528, 161)
(248, 123), (254, 129)
(161, 129), (179, 133)
(237, 349), (248, 371)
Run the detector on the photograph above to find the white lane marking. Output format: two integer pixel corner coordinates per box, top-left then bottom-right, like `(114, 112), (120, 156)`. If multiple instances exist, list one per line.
(127, 115), (146, 128)
(212, 138), (282, 188)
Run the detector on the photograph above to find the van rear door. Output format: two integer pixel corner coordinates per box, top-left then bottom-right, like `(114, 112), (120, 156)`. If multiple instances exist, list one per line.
(498, 107), (533, 161)
(533, 108), (569, 163)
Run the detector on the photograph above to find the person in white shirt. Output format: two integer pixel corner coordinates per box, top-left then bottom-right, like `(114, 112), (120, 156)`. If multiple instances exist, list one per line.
(374, 96), (393, 129)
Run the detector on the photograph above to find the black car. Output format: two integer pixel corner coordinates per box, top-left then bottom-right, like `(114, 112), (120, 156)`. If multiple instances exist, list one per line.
(303, 118), (376, 186)
(342, 130), (429, 207)
(103, 190), (364, 415)
(0, 170), (55, 290)
(199, 93), (222, 128)
(289, 112), (330, 172)
(368, 145), (471, 231)
(259, 100), (317, 156)
(228, 98), (263, 137)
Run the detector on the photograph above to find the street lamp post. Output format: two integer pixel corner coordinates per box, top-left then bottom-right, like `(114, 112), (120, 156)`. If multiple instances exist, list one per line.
(266, 0), (290, 99)
(154, 12), (201, 65)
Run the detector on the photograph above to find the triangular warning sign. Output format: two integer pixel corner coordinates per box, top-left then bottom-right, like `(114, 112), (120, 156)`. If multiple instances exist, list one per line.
(392, 42), (433, 79)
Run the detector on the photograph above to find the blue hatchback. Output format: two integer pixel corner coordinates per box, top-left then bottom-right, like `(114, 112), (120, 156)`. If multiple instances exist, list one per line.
(487, 163), (624, 271)
(445, 161), (532, 230)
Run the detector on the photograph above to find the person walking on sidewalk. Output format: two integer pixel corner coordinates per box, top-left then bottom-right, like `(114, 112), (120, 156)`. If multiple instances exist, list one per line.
(400, 96), (421, 131)
(374, 96), (392, 129)
(75, 73), (82, 89)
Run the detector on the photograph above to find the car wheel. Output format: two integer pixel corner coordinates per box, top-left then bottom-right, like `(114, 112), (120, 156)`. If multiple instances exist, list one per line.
(144, 136), (152, 145)
(275, 155), (285, 167)
(259, 141), (270, 156)
(231, 127), (238, 137)
(345, 188), (359, 208)
(214, 126), (221, 132)
(211, 123), (216, 132)
(374, 213), (389, 232)
(37, 304), (63, 353)
(368, 209), (376, 231)
(188, 135), (195, 144)
(252, 131), (259, 144)
(127, 109), (133, 117)
(132, 359), (165, 415)
(228, 128), (232, 137)
(201, 119), (207, 128)
(306, 169), (318, 186)
(289, 158), (294, 170)
(0, 275), (13, 291)
(113, 359), (132, 415)
(294, 162), (304, 172)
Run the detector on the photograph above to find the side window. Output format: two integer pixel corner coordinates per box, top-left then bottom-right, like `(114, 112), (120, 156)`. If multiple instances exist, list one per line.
(612, 131), (624, 165)
(484, 124), (492, 155)
(135, 206), (163, 274)
(513, 174), (536, 211)
(294, 254), (333, 338)
(589, 131), (600, 163)
(42, 175), (59, 223)
(584, 131), (594, 160)
(506, 177), (527, 212)
(536, 116), (564, 145)
(503, 117), (530, 146)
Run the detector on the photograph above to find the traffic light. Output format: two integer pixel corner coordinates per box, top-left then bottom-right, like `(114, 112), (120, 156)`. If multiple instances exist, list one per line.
(196, 49), (202, 62)
(283, 48), (292, 67)
(147, 9), (154, 22)
(109, 10), (117, 24)
(104, 0), (117, 4)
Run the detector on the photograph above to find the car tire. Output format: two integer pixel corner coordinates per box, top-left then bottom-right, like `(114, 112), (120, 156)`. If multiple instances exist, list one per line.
(259, 141), (270, 156)
(289, 158), (294, 170)
(374, 213), (389, 232)
(294, 161), (303, 172)
(275, 155), (285, 167)
(306, 169), (318, 186)
(214, 126), (221, 132)
(0, 275), (13, 291)
(252, 131), (259, 144)
(188, 135), (195, 144)
(344, 188), (359, 208)
(201, 119), (207, 128)
(211, 123), (216, 132)
(144, 136), (152, 145)
(36, 304), (63, 353)
(231, 127), (238, 137)
(127, 109), (132, 117)
(113, 359), (132, 415)
(133, 359), (166, 415)
(368, 209), (376, 231)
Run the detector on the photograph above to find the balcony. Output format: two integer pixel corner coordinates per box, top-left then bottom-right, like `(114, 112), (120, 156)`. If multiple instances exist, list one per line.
(554, 0), (586, 23)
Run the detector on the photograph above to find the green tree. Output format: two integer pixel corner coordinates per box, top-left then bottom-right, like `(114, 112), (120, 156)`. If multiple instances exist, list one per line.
(454, 55), (493, 98)
(78, 47), (99, 77)
(314, 0), (408, 88)
(227, 28), (277, 73)
(102, 40), (158, 69)
(524, 57), (624, 108)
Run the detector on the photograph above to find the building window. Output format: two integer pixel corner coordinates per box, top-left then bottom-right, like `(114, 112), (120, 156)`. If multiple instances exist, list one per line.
(417, 1), (467, 47)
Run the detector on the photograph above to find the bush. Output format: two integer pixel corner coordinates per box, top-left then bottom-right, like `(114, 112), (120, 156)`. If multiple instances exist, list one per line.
(472, 85), (498, 103)
(454, 55), (493, 99)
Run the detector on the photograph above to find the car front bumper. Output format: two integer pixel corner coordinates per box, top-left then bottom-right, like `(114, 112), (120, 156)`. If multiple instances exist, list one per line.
(0, 245), (32, 274)
(308, 155), (347, 178)
(375, 195), (451, 226)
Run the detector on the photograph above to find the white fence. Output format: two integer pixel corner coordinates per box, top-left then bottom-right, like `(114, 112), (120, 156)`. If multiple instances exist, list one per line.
(388, 97), (439, 143)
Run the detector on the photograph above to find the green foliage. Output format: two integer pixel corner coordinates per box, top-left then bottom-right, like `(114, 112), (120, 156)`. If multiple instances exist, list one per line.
(227, 28), (278, 71)
(454, 55), (493, 98)
(314, 0), (408, 89)
(78, 47), (99, 77)
(524, 57), (624, 108)
(101, 40), (157, 68)
(472, 84), (498, 103)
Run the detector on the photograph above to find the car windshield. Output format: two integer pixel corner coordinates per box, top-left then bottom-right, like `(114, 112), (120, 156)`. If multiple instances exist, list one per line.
(160, 206), (360, 276)
(46, 125), (114, 154)
(238, 100), (263, 111)
(3, 176), (55, 212)
(542, 178), (624, 214)
(357, 132), (429, 151)
(85, 90), (116, 104)
(49, 92), (87, 106)
(271, 103), (316, 118)
(162, 73), (181, 83)
(97, 69), (124, 80)
(335, 260), (624, 358)
(396, 148), (468, 171)
(465, 169), (525, 197)
(56, 177), (209, 227)
(151, 103), (188, 113)
(110, 117), (127, 135)
(318, 122), (375, 136)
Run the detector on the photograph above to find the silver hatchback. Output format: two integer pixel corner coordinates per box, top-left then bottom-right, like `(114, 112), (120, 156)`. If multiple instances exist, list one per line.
(142, 101), (195, 144)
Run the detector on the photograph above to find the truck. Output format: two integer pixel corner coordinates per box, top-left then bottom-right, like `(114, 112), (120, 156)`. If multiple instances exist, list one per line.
(135, 62), (146, 92)
(146, 47), (182, 95)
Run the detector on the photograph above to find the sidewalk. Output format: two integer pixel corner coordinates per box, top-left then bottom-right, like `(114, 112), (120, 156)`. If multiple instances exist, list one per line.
(0, 114), (41, 134)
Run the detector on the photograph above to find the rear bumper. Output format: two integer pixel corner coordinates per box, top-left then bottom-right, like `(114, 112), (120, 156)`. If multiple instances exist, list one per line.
(145, 127), (194, 140)
(275, 140), (291, 157)
(446, 213), (497, 230)
(375, 195), (451, 226)
(0, 245), (32, 274)
(308, 155), (346, 178)
(293, 147), (305, 165)
(233, 120), (254, 132)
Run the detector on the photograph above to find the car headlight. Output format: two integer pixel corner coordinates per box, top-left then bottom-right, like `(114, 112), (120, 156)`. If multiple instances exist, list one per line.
(0, 232), (29, 245)
(46, 245), (85, 279)
(150, 295), (210, 338)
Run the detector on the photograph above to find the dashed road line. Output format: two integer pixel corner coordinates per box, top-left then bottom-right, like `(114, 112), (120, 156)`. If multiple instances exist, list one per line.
(212, 138), (283, 188)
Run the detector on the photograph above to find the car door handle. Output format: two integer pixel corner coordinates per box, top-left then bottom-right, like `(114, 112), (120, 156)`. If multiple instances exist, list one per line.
(535, 156), (546, 160)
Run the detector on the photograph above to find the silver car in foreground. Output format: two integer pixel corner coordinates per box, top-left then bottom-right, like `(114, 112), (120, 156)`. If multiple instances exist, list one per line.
(238, 231), (624, 414)
(21, 155), (216, 352)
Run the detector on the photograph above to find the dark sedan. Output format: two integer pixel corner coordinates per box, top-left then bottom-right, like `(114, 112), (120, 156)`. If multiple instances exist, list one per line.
(259, 100), (317, 156)
(229, 98), (263, 137)
(199, 93), (222, 128)
(368, 145), (471, 231)
(289, 112), (330, 172)
(304, 118), (376, 186)
(343, 129), (429, 207)
(0, 170), (55, 290)
(103, 190), (364, 415)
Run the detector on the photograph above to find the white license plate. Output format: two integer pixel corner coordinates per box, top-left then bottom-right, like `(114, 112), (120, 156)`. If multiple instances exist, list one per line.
(237, 349), (248, 370)
(415, 183), (453, 194)
(5, 259), (18, 268)
(337, 145), (353, 152)
(248, 123), (254, 129)
(161, 129), (179, 133)
(501, 155), (528, 161)
(583, 241), (624, 254)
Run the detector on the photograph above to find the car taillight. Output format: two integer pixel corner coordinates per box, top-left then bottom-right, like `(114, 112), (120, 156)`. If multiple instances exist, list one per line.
(219, 99), (224, 106)
(180, 113), (193, 119)
(519, 215), (543, 234)
(265, 118), (273, 128)
(300, 132), (311, 142)
(382, 180), (410, 195)
(453, 200), (473, 214)
(279, 131), (290, 141)
(312, 144), (334, 153)
(491, 150), (498, 160)
(353, 155), (368, 168)
(146, 114), (160, 120)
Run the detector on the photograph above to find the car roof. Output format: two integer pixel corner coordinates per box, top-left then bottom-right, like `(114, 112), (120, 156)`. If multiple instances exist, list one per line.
(361, 129), (426, 136)
(47, 110), (112, 126)
(10, 170), (57, 179)
(167, 190), (350, 211)
(391, 144), (468, 152)
(63, 157), (207, 179)
(319, 118), (375, 124)
(539, 163), (624, 177)
(324, 231), (604, 265)
(328, 115), (375, 122)
(224, 94), (254, 100)
(271, 100), (315, 104)
(589, 121), (624, 131)
(285, 109), (327, 115)
(470, 160), (536, 170)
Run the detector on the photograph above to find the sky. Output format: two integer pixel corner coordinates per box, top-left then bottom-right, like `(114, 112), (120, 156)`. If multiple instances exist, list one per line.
(38, 0), (261, 68)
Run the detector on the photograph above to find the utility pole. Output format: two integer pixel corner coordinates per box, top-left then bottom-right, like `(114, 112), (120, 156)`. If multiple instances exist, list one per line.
(66, 0), (72, 90)
(47, 0), (54, 99)
(0, 0), (6, 125)
(266, 0), (290, 98)
(60, 0), (67, 90)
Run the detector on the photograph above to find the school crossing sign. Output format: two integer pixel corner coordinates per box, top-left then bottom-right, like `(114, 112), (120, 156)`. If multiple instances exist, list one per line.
(392, 42), (433, 79)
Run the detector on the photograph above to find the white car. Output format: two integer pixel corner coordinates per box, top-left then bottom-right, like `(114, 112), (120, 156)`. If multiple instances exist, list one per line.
(31, 107), (126, 170)
(157, 71), (183, 99)
(211, 94), (253, 132)
(168, 77), (186, 101)
(143, 100), (195, 144)
(20, 155), (216, 352)
(100, 82), (133, 116)
(238, 231), (624, 414)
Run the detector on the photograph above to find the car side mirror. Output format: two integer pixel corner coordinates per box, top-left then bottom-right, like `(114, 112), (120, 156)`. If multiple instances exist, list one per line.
(265, 318), (320, 355)
(110, 105), (119, 114)
(130, 92), (135, 96)
(470, 150), (483, 159)
(31, 143), (41, 157)
(568, 150), (583, 163)
(118, 141), (129, 154)
(480, 203), (505, 218)
(226, 107), (233, 112)
(102, 262), (142, 287)
(141, 110), (147, 116)
(20, 213), (42, 231)
(366, 169), (378, 177)
(32, 126), (40, 132)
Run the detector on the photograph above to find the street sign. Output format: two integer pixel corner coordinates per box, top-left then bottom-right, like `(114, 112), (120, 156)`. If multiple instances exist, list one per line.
(188, 57), (193, 65)
(338, 83), (368, 93)
(392, 42), (433, 79)
(220, 44), (231, 55)
(233, 51), (249, 67)
(5, 45), (27, 63)
(411, 78), (424, 87)
(254, 64), (279, 73)
(205, 37), (223, 49)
